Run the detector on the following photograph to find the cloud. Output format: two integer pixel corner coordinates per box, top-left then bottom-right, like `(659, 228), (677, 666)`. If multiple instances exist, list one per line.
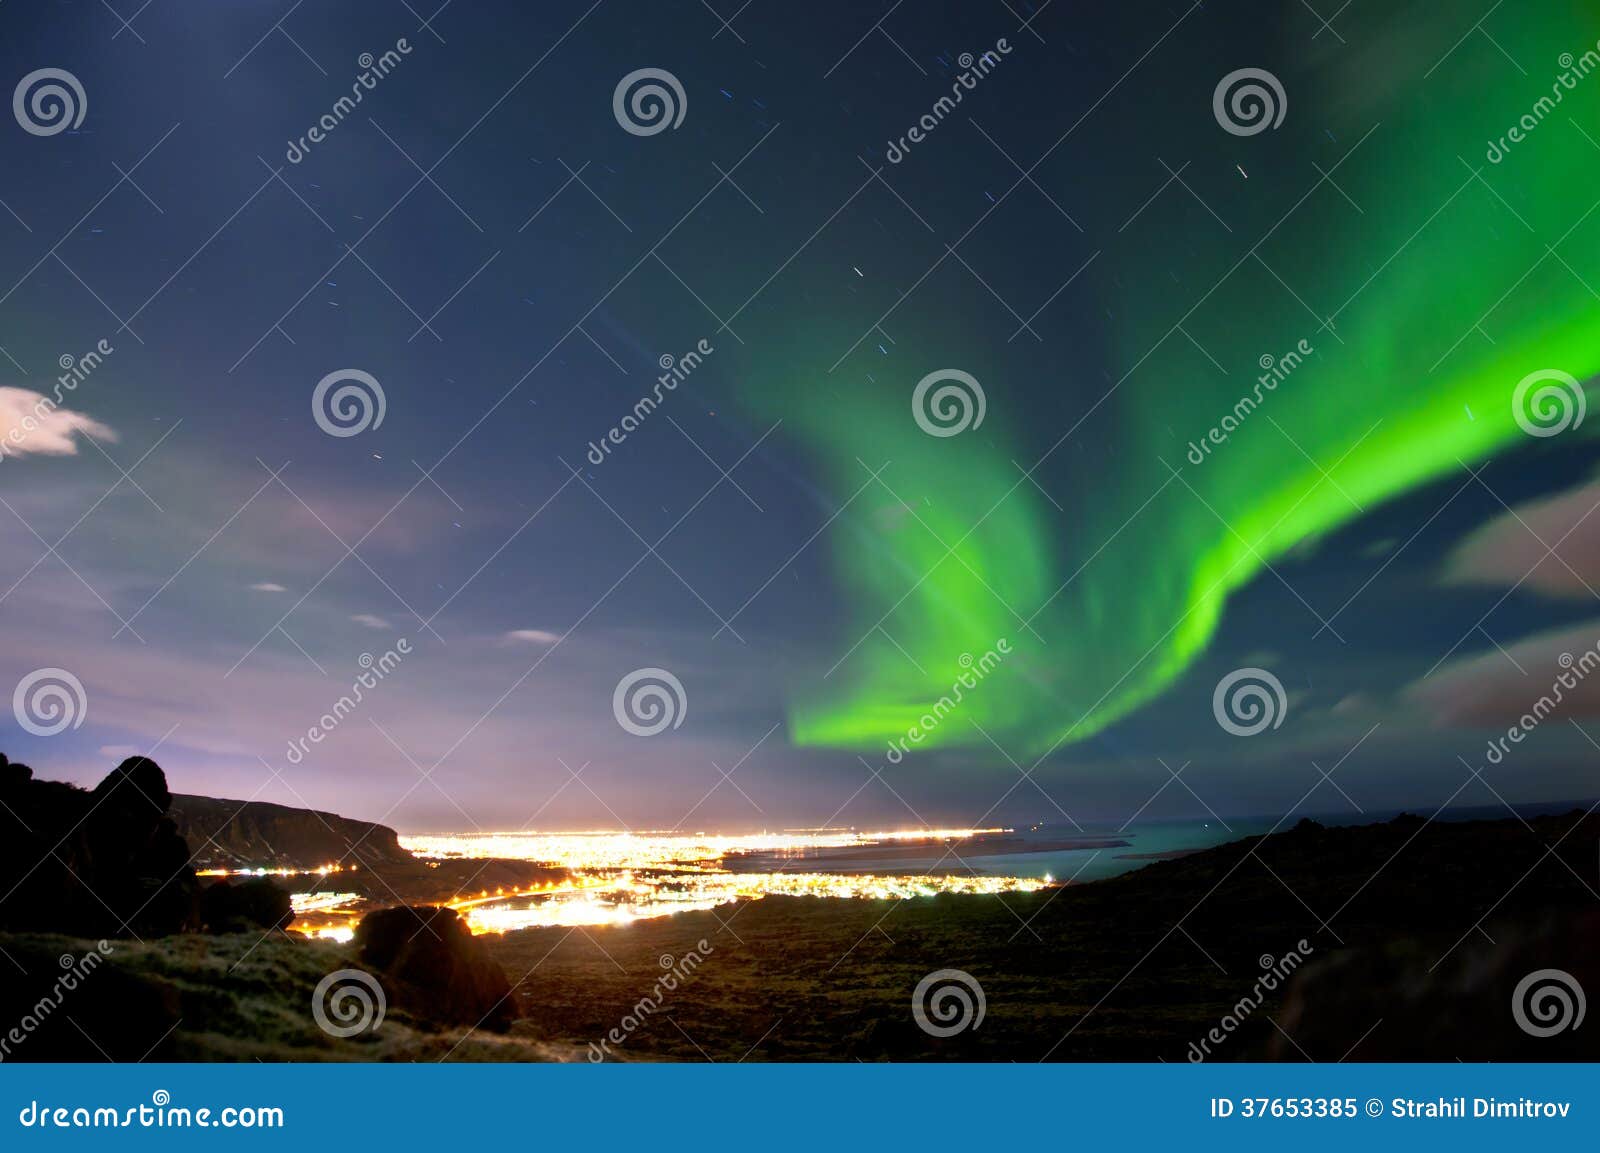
(250, 582), (287, 593)
(1445, 475), (1600, 598)
(0, 387), (116, 460)
(1406, 617), (1600, 728)
(502, 628), (562, 645)
(350, 613), (393, 630)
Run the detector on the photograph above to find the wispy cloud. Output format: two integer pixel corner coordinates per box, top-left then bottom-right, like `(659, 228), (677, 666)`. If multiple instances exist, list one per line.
(249, 582), (287, 593)
(502, 628), (562, 645)
(0, 387), (116, 460)
(351, 613), (393, 630)
(1445, 474), (1600, 599)
(1407, 617), (1600, 727)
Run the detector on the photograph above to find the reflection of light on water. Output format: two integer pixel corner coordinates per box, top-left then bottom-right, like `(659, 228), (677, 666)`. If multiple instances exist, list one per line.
(465, 894), (728, 932)
(290, 891), (362, 914)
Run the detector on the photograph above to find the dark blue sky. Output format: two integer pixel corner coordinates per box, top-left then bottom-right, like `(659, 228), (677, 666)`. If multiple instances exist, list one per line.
(3, 0), (1599, 832)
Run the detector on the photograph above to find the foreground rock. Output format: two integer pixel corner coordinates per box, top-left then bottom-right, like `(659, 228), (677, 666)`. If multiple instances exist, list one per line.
(0, 753), (197, 937)
(200, 877), (294, 934)
(356, 905), (519, 1032)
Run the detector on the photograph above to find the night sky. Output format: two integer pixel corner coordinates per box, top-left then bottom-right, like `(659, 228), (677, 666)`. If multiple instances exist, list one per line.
(3, 0), (1599, 832)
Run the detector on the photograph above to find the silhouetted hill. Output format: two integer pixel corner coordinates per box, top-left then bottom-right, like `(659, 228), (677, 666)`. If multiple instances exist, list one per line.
(168, 794), (412, 870)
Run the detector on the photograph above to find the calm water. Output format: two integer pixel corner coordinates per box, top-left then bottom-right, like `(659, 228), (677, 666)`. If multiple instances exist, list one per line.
(873, 820), (1268, 884)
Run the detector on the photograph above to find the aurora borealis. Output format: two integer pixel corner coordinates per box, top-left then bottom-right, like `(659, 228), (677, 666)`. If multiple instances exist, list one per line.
(6, 0), (1600, 828)
(776, 3), (1600, 761)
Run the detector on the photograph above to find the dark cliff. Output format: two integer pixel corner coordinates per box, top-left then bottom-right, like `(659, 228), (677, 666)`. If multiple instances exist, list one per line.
(168, 794), (413, 870)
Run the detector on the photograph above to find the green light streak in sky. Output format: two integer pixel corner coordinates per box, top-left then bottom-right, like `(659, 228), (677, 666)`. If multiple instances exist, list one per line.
(783, 6), (1600, 759)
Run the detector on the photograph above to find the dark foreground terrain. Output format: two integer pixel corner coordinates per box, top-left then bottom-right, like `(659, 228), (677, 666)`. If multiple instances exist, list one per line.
(481, 809), (1600, 1061)
(4, 781), (1597, 1060)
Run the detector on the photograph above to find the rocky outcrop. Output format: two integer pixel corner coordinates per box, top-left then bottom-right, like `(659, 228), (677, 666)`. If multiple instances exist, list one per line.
(200, 877), (294, 934)
(0, 752), (197, 937)
(168, 794), (412, 871)
(356, 905), (518, 1032)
